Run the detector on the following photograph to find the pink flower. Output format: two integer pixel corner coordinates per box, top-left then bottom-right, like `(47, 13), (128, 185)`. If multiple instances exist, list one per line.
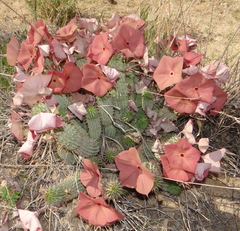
(18, 130), (40, 159)
(68, 102), (87, 121)
(81, 64), (114, 97)
(87, 33), (114, 65)
(6, 37), (19, 66)
(80, 159), (102, 197)
(28, 112), (63, 134)
(9, 112), (24, 141)
(161, 155), (194, 182)
(177, 72), (215, 104)
(164, 86), (198, 113)
(13, 74), (52, 106)
(112, 24), (145, 58)
(153, 56), (183, 91)
(27, 19), (51, 45)
(62, 62), (83, 93)
(17, 42), (36, 71)
(74, 192), (124, 226)
(164, 139), (200, 173)
(209, 85), (228, 115)
(18, 209), (43, 231)
(114, 147), (155, 196)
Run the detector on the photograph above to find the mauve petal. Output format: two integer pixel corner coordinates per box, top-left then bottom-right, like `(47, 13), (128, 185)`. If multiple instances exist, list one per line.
(201, 148), (226, 173)
(194, 163), (211, 181)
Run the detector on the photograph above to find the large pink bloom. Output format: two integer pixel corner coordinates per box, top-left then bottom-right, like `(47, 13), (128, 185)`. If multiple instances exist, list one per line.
(153, 56), (183, 91)
(114, 147), (155, 196)
(112, 24), (145, 58)
(81, 64), (114, 97)
(161, 155), (194, 182)
(80, 159), (102, 197)
(177, 72), (215, 104)
(87, 33), (114, 65)
(164, 139), (200, 173)
(27, 19), (51, 45)
(74, 192), (124, 226)
(17, 42), (36, 71)
(164, 86), (198, 113)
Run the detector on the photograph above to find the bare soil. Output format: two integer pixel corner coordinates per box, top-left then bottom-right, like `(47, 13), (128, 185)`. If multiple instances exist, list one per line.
(0, 0), (240, 230)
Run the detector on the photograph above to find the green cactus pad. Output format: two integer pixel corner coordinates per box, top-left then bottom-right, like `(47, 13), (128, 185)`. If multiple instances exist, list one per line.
(57, 145), (77, 164)
(45, 172), (84, 205)
(86, 106), (102, 140)
(56, 122), (100, 157)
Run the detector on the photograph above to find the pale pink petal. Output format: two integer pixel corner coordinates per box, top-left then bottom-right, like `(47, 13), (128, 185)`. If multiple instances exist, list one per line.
(28, 112), (63, 133)
(99, 64), (120, 83)
(18, 209), (43, 231)
(79, 18), (99, 33)
(180, 119), (196, 144)
(14, 66), (28, 82)
(198, 138), (209, 153)
(38, 45), (50, 57)
(18, 131), (40, 159)
(68, 102), (87, 120)
(195, 101), (211, 116)
(151, 138), (164, 154)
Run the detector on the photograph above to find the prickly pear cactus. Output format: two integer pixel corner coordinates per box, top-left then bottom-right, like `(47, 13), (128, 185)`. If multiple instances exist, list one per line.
(85, 106), (102, 140)
(55, 121), (100, 158)
(44, 172), (84, 205)
(57, 145), (77, 164)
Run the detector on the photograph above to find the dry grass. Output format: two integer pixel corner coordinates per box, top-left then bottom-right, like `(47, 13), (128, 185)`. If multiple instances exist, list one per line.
(0, 0), (240, 230)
